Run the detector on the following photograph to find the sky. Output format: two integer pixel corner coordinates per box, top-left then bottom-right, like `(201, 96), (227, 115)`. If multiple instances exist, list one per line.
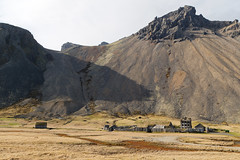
(0, 0), (239, 50)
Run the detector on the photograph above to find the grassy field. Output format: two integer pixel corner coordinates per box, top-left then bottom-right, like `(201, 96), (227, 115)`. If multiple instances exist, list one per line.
(1, 111), (240, 159)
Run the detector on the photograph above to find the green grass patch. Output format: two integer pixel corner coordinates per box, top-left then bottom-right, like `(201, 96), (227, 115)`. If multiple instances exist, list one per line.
(8, 122), (20, 126)
(0, 118), (14, 121)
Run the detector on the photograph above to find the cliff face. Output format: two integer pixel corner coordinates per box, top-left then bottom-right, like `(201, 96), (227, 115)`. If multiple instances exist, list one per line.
(0, 23), (48, 108)
(2, 6), (240, 123)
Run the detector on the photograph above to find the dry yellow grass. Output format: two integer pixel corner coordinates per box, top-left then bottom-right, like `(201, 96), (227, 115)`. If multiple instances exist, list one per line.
(0, 113), (240, 159)
(178, 136), (235, 146)
(1, 128), (240, 160)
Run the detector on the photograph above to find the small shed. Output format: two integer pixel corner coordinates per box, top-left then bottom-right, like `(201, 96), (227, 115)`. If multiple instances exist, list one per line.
(103, 125), (110, 130)
(195, 123), (206, 133)
(35, 122), (47, 129)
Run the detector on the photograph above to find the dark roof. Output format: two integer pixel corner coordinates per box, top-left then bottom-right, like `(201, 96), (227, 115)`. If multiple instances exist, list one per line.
(195, 123), (205, 128)
(35, 122), (47, 126)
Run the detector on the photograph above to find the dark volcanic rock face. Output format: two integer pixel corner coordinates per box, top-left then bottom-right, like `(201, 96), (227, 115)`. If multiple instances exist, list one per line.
(0, 23), (48, 108)
(136, 6), (233, 42)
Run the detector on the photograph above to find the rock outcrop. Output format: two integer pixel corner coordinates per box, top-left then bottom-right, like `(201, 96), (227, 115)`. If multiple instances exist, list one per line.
(136, 6), (233, 42)
(220, 19), (240, 41)
(61, 42), (81, 52)
(98, 41), (109, 46)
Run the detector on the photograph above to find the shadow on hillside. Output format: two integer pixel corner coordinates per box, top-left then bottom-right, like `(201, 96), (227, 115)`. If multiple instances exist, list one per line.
(71, 52), (151, 101)
(32, 51), (152, 116)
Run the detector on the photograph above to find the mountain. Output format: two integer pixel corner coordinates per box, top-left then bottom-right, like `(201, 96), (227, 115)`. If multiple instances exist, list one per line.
(1, 6), (240, 123)
(0, 23), (50, 109)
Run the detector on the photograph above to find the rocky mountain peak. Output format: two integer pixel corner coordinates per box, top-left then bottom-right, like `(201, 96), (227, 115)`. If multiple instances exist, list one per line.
(180, 5), (196, 15)
(166, 5), (196, 20)
(61, 42), (81, 52)
(136, 5), (234, 42)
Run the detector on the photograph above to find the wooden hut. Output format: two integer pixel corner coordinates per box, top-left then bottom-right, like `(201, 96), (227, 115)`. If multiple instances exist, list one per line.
(35, 122), (47, 129)
(195, 123), (206, 133)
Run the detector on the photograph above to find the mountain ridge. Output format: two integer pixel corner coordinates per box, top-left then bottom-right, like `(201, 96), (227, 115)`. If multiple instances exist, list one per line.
(1, 6), (240, 123)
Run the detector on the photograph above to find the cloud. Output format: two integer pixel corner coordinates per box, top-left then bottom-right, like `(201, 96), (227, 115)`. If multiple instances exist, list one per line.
(0, 0), (239, 50)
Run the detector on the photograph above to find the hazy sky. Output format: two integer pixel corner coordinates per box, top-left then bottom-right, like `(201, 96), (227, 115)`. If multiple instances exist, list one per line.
(0, 0), (239, 50)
